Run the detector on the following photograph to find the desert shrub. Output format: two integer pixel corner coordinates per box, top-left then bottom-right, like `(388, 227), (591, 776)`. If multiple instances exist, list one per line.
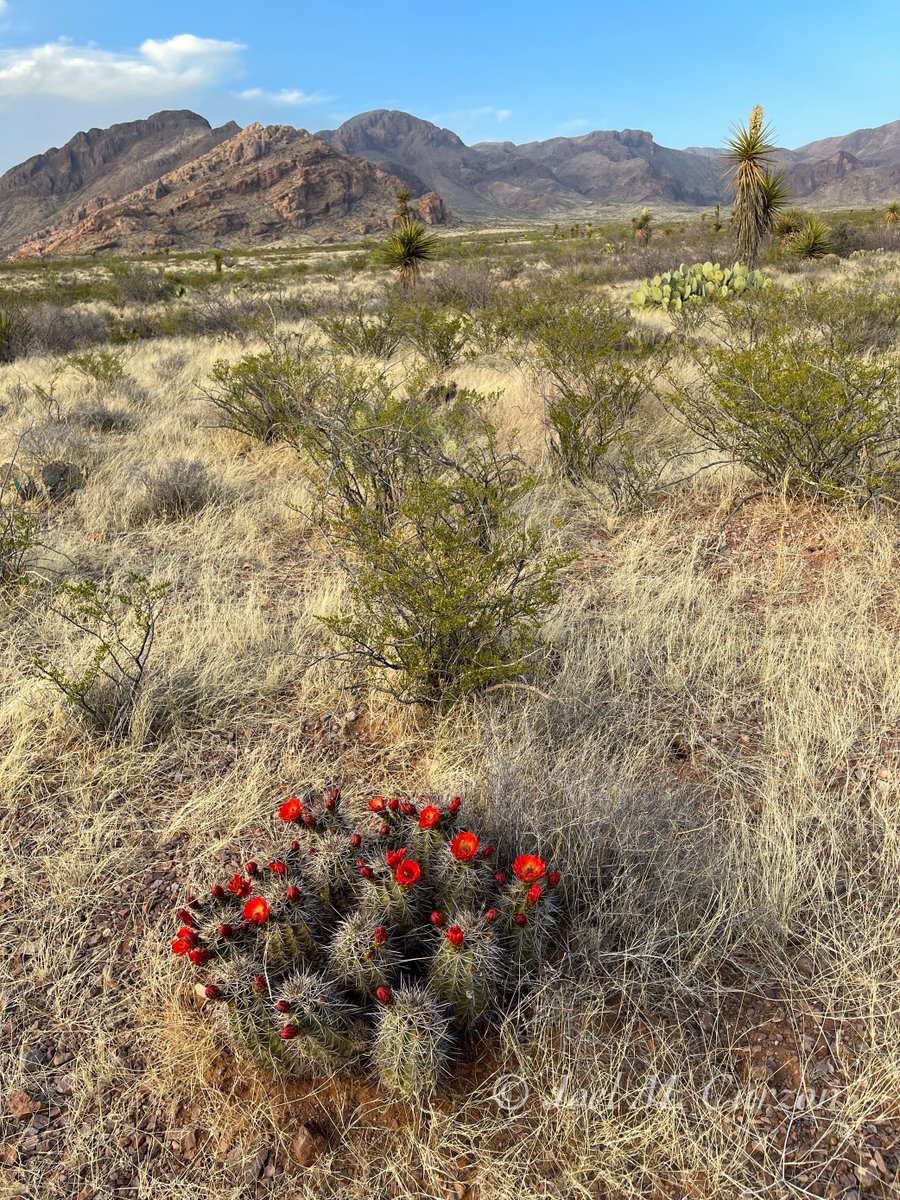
(66, 348), (127, 388)
(1, 460), (39, 584)
(0, 306), (33, 363)
(322, 471), (571, 705)
(531, 297), (656, 482)
(130, 458), (217, 523)
(315, 308), (404, 360)
(391, 301), (471, 368)
(171, 788), (563, 1099)
(206, 343), (331, 443)
(30, 572), (170, 735)
(422, 262), (499, 310)
(26, 303), (113, 356)
(670, 333), (900, 499)
(798, 282), (900, 354)
(109, 266), (176, 306)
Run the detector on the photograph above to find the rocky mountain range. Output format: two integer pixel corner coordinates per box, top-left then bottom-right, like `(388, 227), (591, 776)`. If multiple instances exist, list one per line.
(2, 107), (899, 258)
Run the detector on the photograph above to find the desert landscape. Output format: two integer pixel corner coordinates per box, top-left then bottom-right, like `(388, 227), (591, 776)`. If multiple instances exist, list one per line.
(1, 13), (900, 1199)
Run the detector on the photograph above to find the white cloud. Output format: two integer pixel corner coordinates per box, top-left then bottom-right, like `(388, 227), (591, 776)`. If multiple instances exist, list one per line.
(0, 2), (7, 12)
(557, 118), (592, 133)
(431, 104), (512, 128)
(238, 87), (332, 107)
(0, 34), (244, 101)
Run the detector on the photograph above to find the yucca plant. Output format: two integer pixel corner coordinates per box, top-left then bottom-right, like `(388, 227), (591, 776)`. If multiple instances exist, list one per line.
(885, 201), (899, 225)
(723, 105), (784, 267)
(774, 208), (805, 238)
(379, 218), (438, 291)
(631, 207), (653, 246)
(792, 216), (832, 260)
(171, 788), (563, 1101)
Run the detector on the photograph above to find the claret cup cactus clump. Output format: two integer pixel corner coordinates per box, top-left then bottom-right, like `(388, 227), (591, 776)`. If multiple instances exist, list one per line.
(171, 788), (562, 1099)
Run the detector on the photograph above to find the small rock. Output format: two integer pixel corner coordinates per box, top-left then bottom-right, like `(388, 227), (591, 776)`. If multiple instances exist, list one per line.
(290, 1121), (327, 1168)
(8, 1090), (38, 1119)
(855, 1166), (879, 1188)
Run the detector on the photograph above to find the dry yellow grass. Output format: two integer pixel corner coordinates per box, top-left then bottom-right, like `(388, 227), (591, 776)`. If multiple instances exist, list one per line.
(1, 252), (899, 1199)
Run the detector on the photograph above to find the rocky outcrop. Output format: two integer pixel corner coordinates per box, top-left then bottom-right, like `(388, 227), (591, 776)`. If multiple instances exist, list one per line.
(0, 110), (239, 253)
(10, 123), (447, 258)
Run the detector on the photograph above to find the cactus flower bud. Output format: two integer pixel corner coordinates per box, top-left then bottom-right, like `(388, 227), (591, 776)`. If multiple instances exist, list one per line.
(495, 871), (507, 886)
(210, 884), (226, 902)
(448, 797), (462, 814)
(526, 884), (542, 905)
(400, 801), (417, 817)
(303, 812), (317, 829)
(388, 797), (399, 812)
(350, 832), (362, 848)
(378, 822), (390, 836)
(325, 795), (336, 812)
(373, 925), (388, 946)
(484, 908), (500, 924)
(286, 885), (301, 902)
(186, 895), (201, 909)
(430, 910), (445, 926)
(253, 974), (265, 992)
(513, 912), (527, 927)
(275, 999), (292, 1013)
(358, 863), (374, 880)
(204, 984), (222, 1000)
(481, 844), (495, 858)
(290, 840), (301, 853)
(385, 847), (407, 869)
(547, 870), (561, 888)
(267, 860), (286, 874)
(177, 908), (198, 927)
(188, 946), (211, 965)
(245, 861), (257, 876)
(446, 924), (465, 947)
(376, 985), (393, 1005)
(280, 1024), (299, 1039)
(218, 922), (234, 940)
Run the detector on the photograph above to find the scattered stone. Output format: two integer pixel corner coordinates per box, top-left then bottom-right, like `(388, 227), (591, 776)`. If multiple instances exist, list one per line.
(8, 1090), (39, 1119)
(290, 1121), (327, 1168)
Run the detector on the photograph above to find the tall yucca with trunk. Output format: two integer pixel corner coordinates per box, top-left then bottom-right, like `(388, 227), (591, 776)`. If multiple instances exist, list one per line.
(724, 105), (784, 267)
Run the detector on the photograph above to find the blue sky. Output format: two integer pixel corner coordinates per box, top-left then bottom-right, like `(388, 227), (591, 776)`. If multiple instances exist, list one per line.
(1, 0), (898, 170)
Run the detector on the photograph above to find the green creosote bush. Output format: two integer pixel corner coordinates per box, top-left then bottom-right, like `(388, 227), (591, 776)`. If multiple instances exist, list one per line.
(532, 296), (662, 483)
(1, 460), (39, 585)
(320, 471), (572, 706)
(205, 341), (331, 444)
(670, 332), (900, 501)
(29, 572), (170, 735)
(171, 788), (563, 1100)
(390, 300), (471, 369)
(315, 307), (405, 361)
(631, 261), (768, 310)
(65, 348), (128, 388)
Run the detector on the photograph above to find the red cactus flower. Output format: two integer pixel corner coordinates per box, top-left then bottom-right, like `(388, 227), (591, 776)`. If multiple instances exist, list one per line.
(286, 885), (301, 902)
(373, 925), (388, 947)
(280, 1024), (299, 1039)
(226, 873), (252, 898)
(204, 984), (222, 1000)
(484, 908), (500, 924)
(495, 871), (507, 886)
(419, 805), (441, 829)
(512, 854), (546, 884)
(349, 832), (362, 848)
(376, 985), (393, 1005)
(245, 861), (258, 876)
(385, 847), (407, 869)
(513, 912), (528, 927)
(188, 946), (211, 965)
(210, 884), (226, 902)
(400, 801), (417, 817)
(446, 924), (465, 947)
(267, 860), (286, 875)
(358, 863), (374, 880)
(394, 859), (421, 886)
(547, 870), (561, 889)
(368, 796), (386, 813)
(275, 999), (292, 1013)
(325, 789), (338, 811)
(448, 797), (462, 814)
(279, 796), (303, 821)
(430, 910), (445, 926)
(171, 935), (193, 956)
(388, 797), (399, 813)
(218, 923), (234, 940)
(175, 925), (199, 945)
(450, 830), (479, 862)
(242, 896), (270, 924)
(526, 883), (543, 905)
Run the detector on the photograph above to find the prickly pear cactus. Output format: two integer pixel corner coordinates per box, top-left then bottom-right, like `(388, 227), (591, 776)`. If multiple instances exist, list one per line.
(631, 262), (768, 309)
(170, 788), (564, 1101)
